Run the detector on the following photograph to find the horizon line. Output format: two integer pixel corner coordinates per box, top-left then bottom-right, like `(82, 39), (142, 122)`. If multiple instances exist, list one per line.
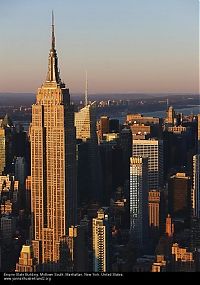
(0, 91), (199, 96)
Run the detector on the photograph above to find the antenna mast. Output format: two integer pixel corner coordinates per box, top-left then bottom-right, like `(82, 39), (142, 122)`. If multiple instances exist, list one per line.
(85, 71), (88, 106)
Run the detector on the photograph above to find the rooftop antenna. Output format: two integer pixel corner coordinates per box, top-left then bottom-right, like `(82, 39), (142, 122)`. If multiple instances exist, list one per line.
(51, 10), (55, 50)
(85, 70), (88, 106)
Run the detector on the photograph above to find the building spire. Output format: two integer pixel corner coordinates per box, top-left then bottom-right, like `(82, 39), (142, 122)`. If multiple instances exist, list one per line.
(85, 71), (88, 106)
(51, 10), (55, 50)
(45, 11), (62, 84)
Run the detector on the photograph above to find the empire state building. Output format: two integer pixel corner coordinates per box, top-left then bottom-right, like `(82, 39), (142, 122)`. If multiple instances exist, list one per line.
(31, 13), (77, 267)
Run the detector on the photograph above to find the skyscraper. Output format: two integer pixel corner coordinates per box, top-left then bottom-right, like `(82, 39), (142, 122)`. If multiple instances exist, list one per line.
(0, 115), (15, 175)
(31, 13), (76, 267)
(168, 173), (191, 226)
(120, 128), (132, 183)
(165, 106), (176, 126)
(75, 103), (101, 203)
(192, 154), (200, 218)
(14, 157), (26, 187)
(109, 119), (120, 133)
(165, 214), (174, 237)
(130, 156), (149, 247)
(0, 127), (5, 175)
(133, 139), (163, 190)
(15, 243), (37, 272)
(75, 103), (96, 141)
(65, 224), (89, 272)
(97, 116), (110, 142)
(198, 114), (200, 154)
(76, 140), (90, 206)
(92, 208), (111, 272)
(148, 190), (161, 231)
(171, 243), (195, 272)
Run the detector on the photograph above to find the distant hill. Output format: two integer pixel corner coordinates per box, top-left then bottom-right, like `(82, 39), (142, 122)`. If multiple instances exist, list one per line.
(0, 93), (35, 106)
(77, 93), (199, 101)
(0, 92), (198, 106)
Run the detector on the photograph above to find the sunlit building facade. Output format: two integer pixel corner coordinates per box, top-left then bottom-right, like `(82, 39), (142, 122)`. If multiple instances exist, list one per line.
(130, 156), (149, 247)
(133, 139), (163, 190)
(31, 14), (76, 268)
(15, 244), (37, 272)
(92, 208), (110, 272)
(0, 128), (5, 175)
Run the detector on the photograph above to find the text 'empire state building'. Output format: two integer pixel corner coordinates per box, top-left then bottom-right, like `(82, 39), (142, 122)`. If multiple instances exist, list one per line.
(31, 12), (77, 269)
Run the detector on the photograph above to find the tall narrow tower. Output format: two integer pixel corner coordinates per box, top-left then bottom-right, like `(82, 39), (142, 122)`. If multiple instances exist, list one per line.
(130, 156), (149, 247)
(85, 71), (88, 107)
(92, 208), (111, 272)
(198, 114), (200, 154)
(192, 154), (200, 218)
(31, 13), (77, 268)
(75, 103), (102, 202)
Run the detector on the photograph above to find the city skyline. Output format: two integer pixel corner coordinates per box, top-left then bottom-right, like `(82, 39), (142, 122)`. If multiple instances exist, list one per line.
(0, 0), (198, 94)
(0, 7), (200, 273)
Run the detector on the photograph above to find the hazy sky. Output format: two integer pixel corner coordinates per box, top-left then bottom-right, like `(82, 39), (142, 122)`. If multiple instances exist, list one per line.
(0, 0), (198, 94)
